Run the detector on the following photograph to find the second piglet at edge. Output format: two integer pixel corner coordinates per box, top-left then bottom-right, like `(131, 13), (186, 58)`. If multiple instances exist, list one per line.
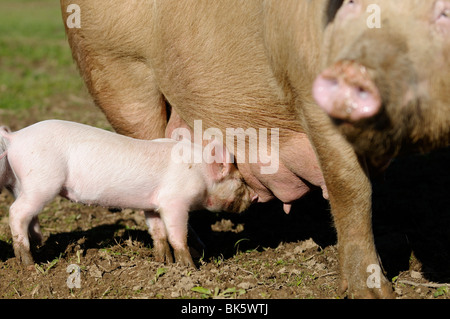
(0, 120), (256, 267)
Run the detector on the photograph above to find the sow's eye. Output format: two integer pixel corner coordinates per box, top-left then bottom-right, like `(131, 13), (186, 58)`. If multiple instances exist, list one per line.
(336, 0), (362, 19)
(435, 0), (450, 32)
(343, 0), (359, 10)
(439, 8), (450, 19)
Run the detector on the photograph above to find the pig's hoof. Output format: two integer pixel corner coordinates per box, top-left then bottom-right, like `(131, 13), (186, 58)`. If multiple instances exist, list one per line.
(13, 243), (35, 268)
(153, 240), (174, 264)
(340, 277), (394, 299)
(174, 249), (196, 268)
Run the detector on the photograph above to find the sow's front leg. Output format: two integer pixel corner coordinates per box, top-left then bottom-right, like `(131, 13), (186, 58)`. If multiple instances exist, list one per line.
(301, 102), (393, 299)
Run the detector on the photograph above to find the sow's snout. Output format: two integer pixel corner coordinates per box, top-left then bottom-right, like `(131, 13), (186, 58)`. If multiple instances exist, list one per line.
(313, 61), (382, 122)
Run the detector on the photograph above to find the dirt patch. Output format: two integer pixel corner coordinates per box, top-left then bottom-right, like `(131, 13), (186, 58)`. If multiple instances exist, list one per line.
(0, 104), (449, 300)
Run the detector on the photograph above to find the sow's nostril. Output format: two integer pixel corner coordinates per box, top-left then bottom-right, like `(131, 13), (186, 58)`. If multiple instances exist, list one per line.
(313, 62), (382, 122)
(313, 76), (341, 116)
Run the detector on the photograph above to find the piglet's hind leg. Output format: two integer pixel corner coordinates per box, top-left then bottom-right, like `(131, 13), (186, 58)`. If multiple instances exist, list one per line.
(9, 196), (45, 267)
(29, 216), (43, 246)
(145, 210), (173, 263)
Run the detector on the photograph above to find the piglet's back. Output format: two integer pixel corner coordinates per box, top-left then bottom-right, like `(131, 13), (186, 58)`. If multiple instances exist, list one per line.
(9, 119), (174, 158)
(6, 120), (177, 188)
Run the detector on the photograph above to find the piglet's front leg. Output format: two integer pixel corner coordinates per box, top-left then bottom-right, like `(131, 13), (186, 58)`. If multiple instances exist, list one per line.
(159, 202), (194, 267)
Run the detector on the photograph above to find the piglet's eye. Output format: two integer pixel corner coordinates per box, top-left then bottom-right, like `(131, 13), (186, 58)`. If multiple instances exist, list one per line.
(442, 9), (450, 18)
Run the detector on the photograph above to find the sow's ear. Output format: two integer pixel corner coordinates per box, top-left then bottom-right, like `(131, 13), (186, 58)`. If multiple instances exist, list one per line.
(204, 139), (234, 182)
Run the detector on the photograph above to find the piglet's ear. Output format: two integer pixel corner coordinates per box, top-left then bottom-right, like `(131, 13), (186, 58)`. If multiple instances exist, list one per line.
(0, 126), (11, 133)
(204, 139), (234, 182)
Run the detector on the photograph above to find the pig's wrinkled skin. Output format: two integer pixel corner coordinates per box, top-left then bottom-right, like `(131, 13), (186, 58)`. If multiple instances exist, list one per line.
(61, 0), (450, 298)
(0, 120), (254, 267)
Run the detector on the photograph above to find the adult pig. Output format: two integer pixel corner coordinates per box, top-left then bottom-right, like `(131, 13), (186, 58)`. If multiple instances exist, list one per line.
(61, 0), (449, 298)
(313, 0), (450, 167)
(0, 120), (254, 267)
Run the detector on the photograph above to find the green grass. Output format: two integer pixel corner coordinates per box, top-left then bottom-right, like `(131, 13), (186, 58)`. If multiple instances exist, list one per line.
(0, 0), (84, 110)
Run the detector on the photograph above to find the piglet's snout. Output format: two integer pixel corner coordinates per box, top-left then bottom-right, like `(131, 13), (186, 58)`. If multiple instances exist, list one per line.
(313, 61), (382, 122)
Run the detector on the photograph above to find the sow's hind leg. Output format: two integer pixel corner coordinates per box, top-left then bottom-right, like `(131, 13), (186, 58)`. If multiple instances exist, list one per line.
(99, 59), (167, 140)
(68, 46), (168, 140)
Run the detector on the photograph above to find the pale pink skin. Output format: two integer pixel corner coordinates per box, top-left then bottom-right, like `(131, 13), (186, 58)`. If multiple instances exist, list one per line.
(313, 61), (382, 122)
(0, 120), (252, 267)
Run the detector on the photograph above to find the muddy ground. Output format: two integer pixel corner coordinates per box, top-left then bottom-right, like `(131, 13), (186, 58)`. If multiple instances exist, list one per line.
(0, 102), (449, 300)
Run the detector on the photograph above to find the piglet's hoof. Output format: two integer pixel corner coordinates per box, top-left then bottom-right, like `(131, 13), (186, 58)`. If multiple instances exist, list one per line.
(153, 240), (174, 264)
(174, 249), (196, 268)
(13, 243), (35, 269)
